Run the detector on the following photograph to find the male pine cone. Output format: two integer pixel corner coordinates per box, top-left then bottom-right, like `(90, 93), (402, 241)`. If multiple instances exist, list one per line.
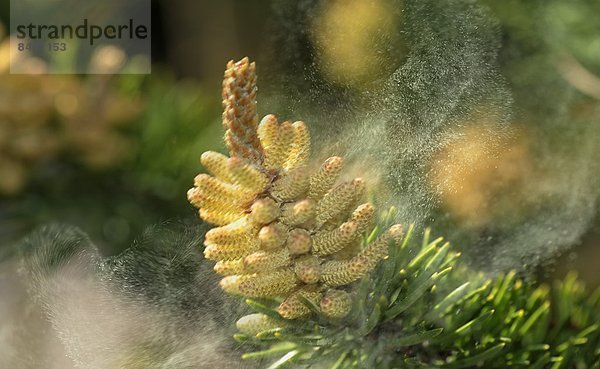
(188, 57), (403, 320)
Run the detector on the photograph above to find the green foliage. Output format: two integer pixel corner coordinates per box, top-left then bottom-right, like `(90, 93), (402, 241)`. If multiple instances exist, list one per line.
(132, 72), (223, 203)
(232, 214), (600, 368)
(0, 71), (223, 255)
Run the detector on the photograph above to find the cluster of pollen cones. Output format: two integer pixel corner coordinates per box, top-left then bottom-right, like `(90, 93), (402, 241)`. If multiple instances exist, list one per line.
(188, 58), (403, 322)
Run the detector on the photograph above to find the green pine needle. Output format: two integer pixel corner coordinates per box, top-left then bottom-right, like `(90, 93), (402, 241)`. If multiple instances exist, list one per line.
(233, 225), (600, 368)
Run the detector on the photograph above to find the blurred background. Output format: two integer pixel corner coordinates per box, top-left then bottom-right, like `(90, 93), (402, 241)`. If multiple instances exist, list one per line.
(0, 0), (598, 287)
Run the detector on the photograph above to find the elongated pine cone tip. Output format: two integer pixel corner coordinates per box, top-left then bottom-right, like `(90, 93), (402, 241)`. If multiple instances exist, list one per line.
(189, 58), (403, 320)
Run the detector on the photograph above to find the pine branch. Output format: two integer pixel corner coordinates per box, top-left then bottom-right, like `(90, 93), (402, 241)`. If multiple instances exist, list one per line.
(235, 227), (600, 368)
(188, 58), (600, 368)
